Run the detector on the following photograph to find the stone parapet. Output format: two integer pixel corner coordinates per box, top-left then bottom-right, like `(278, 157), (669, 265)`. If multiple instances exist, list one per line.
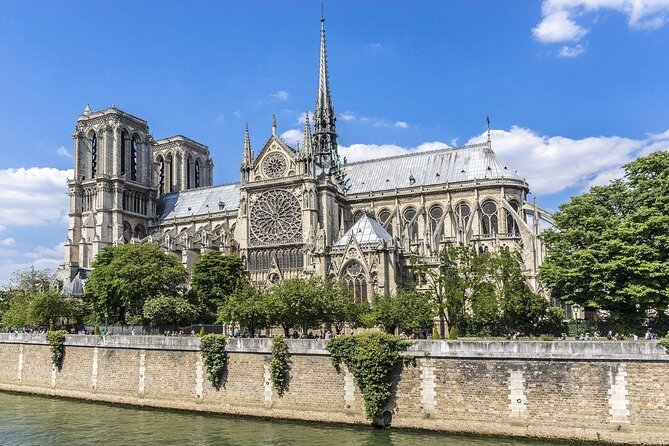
(1, 333), (667, 361)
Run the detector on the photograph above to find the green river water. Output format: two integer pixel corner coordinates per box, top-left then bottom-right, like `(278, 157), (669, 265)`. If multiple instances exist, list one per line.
(0, 392), (591, 446)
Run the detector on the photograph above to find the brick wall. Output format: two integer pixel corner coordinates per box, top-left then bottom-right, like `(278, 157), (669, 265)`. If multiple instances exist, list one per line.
(0, 334), (667, 445)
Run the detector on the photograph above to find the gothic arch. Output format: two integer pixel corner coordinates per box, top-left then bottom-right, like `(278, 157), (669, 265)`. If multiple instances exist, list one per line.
(341, 260), (368, 304)
(402, 206), (418, 241)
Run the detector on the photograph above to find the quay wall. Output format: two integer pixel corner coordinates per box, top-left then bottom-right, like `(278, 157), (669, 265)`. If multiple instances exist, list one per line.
(1, 334), (668, 444)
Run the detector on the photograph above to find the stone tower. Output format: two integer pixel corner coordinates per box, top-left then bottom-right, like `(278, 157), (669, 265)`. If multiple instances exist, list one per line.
(64, 106), (155, 279)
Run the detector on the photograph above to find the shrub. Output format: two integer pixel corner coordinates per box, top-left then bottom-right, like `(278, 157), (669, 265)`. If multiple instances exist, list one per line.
(199, 326), (206, 337)
(432, 325), (440, 340)
(660, 338), (669, 353)
(46, 330), (67, 370)
(269, 336), (290, 396)
(448, 327), (458, 340)
(326, 332), (413, 421)
(200, 334), (227, 390)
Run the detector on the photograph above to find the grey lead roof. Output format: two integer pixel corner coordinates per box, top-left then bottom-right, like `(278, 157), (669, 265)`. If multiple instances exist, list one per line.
(159, 183), (240, 221)
(334, 214), (392, 246)
(343, 142), (523, 195)
(157, 143), (522, 221)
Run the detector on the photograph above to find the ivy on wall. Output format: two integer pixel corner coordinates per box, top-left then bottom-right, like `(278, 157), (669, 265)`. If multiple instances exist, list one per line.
(326, 332), (414, 422)
(200, 334), (228, 390)
(46, 330), (67, 371)
(269, 336), (290, 396)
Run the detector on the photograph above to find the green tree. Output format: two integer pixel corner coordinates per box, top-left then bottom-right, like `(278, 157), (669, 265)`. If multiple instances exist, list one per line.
(0, 292), (31, 328)
(368, 290), (434, 335)
(321, 279), (366, 334)
(267, 276), (327, 336)
(412, 244), (491, 338)
(191, 252), (246, 322)
(28, 291), (83, 328)
(217, 283), (269, 335)
(143, 295), (198, 326)
(85, 243), (187, 325)
(540, 152), (669, 331)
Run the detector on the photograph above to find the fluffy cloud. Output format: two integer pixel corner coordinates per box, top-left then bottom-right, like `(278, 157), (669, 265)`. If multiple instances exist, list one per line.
(0, 167), (72, 227)
(534, 0), (669, 45)
(279, 129), (303, 147)
(340, 141), (450, 163)
(558, 44), (585, 57)
(0, 238), (16, 247)
(394, 121), (409, 129)
(339, 127), (669, 195)
(0, 242), (65, 286)
(56, 146), (72, 158)
(271, 90), (290, 101)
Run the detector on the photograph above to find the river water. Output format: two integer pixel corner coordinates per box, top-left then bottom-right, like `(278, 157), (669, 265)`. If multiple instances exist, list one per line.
(0, 392), (586, 446)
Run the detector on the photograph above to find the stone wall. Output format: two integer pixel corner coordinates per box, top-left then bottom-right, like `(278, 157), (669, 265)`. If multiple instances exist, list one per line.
(0, 334), (667, 444)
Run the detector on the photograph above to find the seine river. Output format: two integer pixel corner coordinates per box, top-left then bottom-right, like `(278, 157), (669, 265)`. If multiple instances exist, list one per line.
(0, 392), (586, 446)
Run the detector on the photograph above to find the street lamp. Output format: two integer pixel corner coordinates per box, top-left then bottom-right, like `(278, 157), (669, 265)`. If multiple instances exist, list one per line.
(572, 304), (581, 339)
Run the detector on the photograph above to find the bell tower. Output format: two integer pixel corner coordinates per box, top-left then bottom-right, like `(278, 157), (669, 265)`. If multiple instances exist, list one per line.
(64, 106), (156, 281)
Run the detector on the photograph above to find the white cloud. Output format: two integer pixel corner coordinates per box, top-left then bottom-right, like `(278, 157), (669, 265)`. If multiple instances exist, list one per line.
(296, 111), (314, 125)
(0, 242), (65, 287)
(534, 0), (669, 44)
(340, 141), (449, 163)
(340, 111), (356, 121)
(466, 126), (669, 194)
(339, 127), (669, 195)
(533, 10), (588, 42)
(0, 167), (72, 227)
(0, 225), (6, 232)
(558, 44), (585, 57)
(271, 90), (290, 101)
(279, 129), (303, 147)
(394, 121), (409, 129)
(232, 110), (241, 118)
(0, 238), (16, 247)
(56, 146), (72, 158)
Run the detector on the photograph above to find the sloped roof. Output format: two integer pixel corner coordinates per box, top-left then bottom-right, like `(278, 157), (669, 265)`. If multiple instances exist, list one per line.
(159, 183), (240, 220)
(342, 142), (523, 194)
(334, 214), (392, 246)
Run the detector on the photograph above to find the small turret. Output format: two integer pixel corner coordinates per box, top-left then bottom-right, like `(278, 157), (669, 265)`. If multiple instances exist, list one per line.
(240, 123), (254, 184)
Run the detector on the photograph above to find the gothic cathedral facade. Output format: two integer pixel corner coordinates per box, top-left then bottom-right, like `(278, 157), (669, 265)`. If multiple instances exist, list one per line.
(60, 19), (550, 300)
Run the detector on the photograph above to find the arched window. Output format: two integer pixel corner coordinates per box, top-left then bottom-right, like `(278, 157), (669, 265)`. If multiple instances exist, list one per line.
(403, 207), (418, 241)
(195, 160), (200, 188)
(343, 261), (367, 304)
(353, 211), (363, 222)
(133, 224), (146, 240)
(186, 157), (192, 189)
(130, 135), (138, 181)
(120, 131), (128, 176)
(429, 205), (444, 241)
(91, 133), (97, 177)
(158, 157), (165, 195)
(456, 202), (470, 230)
(122, 221), (132, 243)
(378, 209), (393, 236)
(481, 200), (498, 235)
(507, 201), (519, 235)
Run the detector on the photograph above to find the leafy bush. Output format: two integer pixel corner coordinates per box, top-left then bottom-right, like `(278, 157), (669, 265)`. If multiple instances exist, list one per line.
(46, 330), (67, 370)
(200, 334), (228, 390)
(269, 336), (290, 396)
(326, 332), (413, 421)
(448, 327), (458, 340)
(199, 326), (206, 337)
(660, 338), (669, 353)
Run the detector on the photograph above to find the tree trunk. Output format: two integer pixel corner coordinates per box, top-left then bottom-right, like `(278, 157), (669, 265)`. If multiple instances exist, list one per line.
(283, 324), (290, 337)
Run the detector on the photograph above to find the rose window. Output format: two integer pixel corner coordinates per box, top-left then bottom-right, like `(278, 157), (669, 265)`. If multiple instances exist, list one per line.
(250, 190), (302, 245)
(262, 152), (287, 178)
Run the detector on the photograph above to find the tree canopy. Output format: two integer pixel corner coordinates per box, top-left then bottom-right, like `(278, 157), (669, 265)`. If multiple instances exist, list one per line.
(191, 252), (246, 322)
(540, 151), (669, 331)
(85, 243), (187, 325)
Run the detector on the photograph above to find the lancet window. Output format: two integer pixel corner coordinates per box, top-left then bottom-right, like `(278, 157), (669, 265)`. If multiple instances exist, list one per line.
(429, 205), (444, 241)
(91, 133), (97, 178)
(507, 201), (520, 235)
(378, 209), (393, 237)
(403, 207), (418, 241)
(130, 135), (138, 181)
(343, 261), (367, 304)
(480, 200), (498, 236)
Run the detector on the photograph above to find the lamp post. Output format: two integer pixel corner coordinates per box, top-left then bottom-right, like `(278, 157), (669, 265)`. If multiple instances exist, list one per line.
(572, 304), (581, 339)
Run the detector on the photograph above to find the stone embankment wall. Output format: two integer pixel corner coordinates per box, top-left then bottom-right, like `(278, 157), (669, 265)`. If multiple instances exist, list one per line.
(0, 334), (668, 445)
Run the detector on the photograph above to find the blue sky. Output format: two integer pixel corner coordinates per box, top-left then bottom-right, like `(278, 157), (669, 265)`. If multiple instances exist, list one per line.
(0, 0), (668, 284)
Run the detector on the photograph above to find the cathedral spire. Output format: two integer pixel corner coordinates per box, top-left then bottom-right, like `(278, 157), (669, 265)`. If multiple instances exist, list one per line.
(303, 111), (314, 156)
(241, 123), (253, 169)
(313, 14), (339, 176)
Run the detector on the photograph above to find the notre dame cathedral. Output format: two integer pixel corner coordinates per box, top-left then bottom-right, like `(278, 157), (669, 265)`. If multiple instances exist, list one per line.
(60, 18), (550, 300)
